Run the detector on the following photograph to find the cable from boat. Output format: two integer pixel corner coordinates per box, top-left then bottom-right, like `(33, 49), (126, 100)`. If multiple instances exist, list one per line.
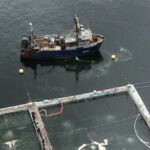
(75, 56), (94, 63)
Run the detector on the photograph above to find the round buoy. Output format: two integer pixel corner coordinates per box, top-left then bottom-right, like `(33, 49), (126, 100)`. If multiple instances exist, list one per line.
(111, 55), (116, 60)
(19, 69), (24, 75)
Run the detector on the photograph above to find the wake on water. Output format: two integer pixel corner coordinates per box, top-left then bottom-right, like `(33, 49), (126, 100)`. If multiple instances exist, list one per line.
(117, 47), (132, 62)
(77, 47), (132, 79)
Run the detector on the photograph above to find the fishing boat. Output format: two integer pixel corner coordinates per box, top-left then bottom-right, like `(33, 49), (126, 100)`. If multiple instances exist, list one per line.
(20, 15), (104, 60)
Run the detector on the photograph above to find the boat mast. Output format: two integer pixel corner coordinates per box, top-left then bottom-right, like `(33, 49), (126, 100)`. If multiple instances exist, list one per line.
(74, 15), (80, 44)
(74, 6), (80, 44)
(29, 22), (33, 48)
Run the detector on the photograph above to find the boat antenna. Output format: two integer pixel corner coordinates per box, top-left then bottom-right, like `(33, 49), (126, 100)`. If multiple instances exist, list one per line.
(29, 22), (33, 34)
(75, 3), (78, 17)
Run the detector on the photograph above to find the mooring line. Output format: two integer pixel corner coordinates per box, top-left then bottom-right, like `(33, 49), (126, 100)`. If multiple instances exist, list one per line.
(134, 80), (150, 86)
(22, 77), (32, 103)
(134, 113), (150, 149)
(135, 85), (150, 90)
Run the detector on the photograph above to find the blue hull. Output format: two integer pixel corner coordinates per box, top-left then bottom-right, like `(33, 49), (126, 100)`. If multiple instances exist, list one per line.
(33, 42), (103, 60)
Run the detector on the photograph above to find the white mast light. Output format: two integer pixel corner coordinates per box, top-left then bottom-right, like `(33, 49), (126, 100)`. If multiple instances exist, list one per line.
(29, 22), (32, 26)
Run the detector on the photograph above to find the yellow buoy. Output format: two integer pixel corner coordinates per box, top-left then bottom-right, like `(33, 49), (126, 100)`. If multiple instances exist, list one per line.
(111, 55), (116, 60)
(19, 69), (24, 75)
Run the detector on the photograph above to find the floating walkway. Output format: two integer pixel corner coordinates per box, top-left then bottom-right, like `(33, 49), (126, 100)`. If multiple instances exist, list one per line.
(28, 102), (52, 150)
(0, 84), (150, 150)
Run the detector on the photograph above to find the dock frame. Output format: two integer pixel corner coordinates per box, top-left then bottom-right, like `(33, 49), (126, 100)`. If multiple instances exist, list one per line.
(0, 84), (150, 150)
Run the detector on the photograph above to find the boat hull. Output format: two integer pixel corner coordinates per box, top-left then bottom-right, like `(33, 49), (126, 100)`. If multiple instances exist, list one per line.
(20, 35), (104, 60)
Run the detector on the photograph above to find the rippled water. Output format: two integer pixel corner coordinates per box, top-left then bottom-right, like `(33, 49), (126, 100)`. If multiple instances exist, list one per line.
(0, 0), (150, 149)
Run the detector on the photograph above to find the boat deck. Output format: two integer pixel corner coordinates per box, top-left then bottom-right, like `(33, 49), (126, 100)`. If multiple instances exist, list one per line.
(33, 35), (103, 52)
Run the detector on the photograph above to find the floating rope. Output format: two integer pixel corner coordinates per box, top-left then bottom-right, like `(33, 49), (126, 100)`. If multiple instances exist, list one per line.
(134, 113), (150, 149)
(133, 79), (150, 90)
(39, 103), (63, 117)
(134, 80), (150, 86)
(136, 85), (150, 90)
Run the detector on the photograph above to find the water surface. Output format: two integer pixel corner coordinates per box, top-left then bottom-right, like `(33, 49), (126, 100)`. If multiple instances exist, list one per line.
(0, 0), (150, 149)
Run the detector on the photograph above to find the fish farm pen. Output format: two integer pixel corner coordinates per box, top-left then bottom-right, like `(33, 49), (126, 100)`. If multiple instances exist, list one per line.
(0, 84), (150, 150)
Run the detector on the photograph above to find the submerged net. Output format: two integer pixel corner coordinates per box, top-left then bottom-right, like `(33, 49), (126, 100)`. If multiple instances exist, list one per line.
(0, 111), (40, 150)
(42, 94), (150, 150)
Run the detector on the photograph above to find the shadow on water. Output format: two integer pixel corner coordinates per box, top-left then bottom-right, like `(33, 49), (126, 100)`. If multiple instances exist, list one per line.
(21, 51), (103, 80)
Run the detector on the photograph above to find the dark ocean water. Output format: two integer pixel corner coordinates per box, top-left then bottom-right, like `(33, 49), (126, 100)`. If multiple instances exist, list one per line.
(0, 0), (150, 149)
